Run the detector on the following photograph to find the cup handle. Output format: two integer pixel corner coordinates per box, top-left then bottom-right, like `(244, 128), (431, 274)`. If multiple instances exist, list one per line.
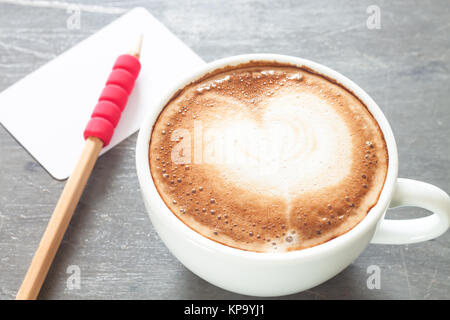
(371, 178), (450, 244)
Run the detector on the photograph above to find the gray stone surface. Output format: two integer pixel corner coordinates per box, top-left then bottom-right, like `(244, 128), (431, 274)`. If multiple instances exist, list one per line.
(0, 0), (449, 299)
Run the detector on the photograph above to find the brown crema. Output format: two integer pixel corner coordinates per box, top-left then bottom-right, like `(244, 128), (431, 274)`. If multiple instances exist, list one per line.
(149, 62), (388, 252)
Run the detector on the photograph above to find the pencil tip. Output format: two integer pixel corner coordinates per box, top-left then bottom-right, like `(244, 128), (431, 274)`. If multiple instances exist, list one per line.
(129, 33), (143, 59)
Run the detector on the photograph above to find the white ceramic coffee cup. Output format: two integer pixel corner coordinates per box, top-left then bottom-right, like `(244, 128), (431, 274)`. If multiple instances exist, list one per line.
(135, 54), (450, 297)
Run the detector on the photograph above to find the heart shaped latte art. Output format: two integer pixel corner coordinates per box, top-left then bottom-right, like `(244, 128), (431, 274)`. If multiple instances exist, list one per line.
(199, 91), (353, 199)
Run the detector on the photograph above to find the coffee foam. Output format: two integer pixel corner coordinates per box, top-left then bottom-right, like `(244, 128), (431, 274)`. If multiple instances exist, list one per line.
(201, 90), (353, 199)
(149, 63), (388, 252)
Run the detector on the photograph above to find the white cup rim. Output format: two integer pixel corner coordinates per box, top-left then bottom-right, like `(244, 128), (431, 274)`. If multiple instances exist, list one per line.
(135, 53), (399, 262)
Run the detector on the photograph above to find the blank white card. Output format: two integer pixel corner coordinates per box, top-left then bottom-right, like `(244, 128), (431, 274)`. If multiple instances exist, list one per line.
(0, 7), (204, 180)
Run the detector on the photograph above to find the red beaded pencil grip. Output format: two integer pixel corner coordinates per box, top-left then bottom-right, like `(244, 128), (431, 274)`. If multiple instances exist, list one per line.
(16, 35), (143, 300)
